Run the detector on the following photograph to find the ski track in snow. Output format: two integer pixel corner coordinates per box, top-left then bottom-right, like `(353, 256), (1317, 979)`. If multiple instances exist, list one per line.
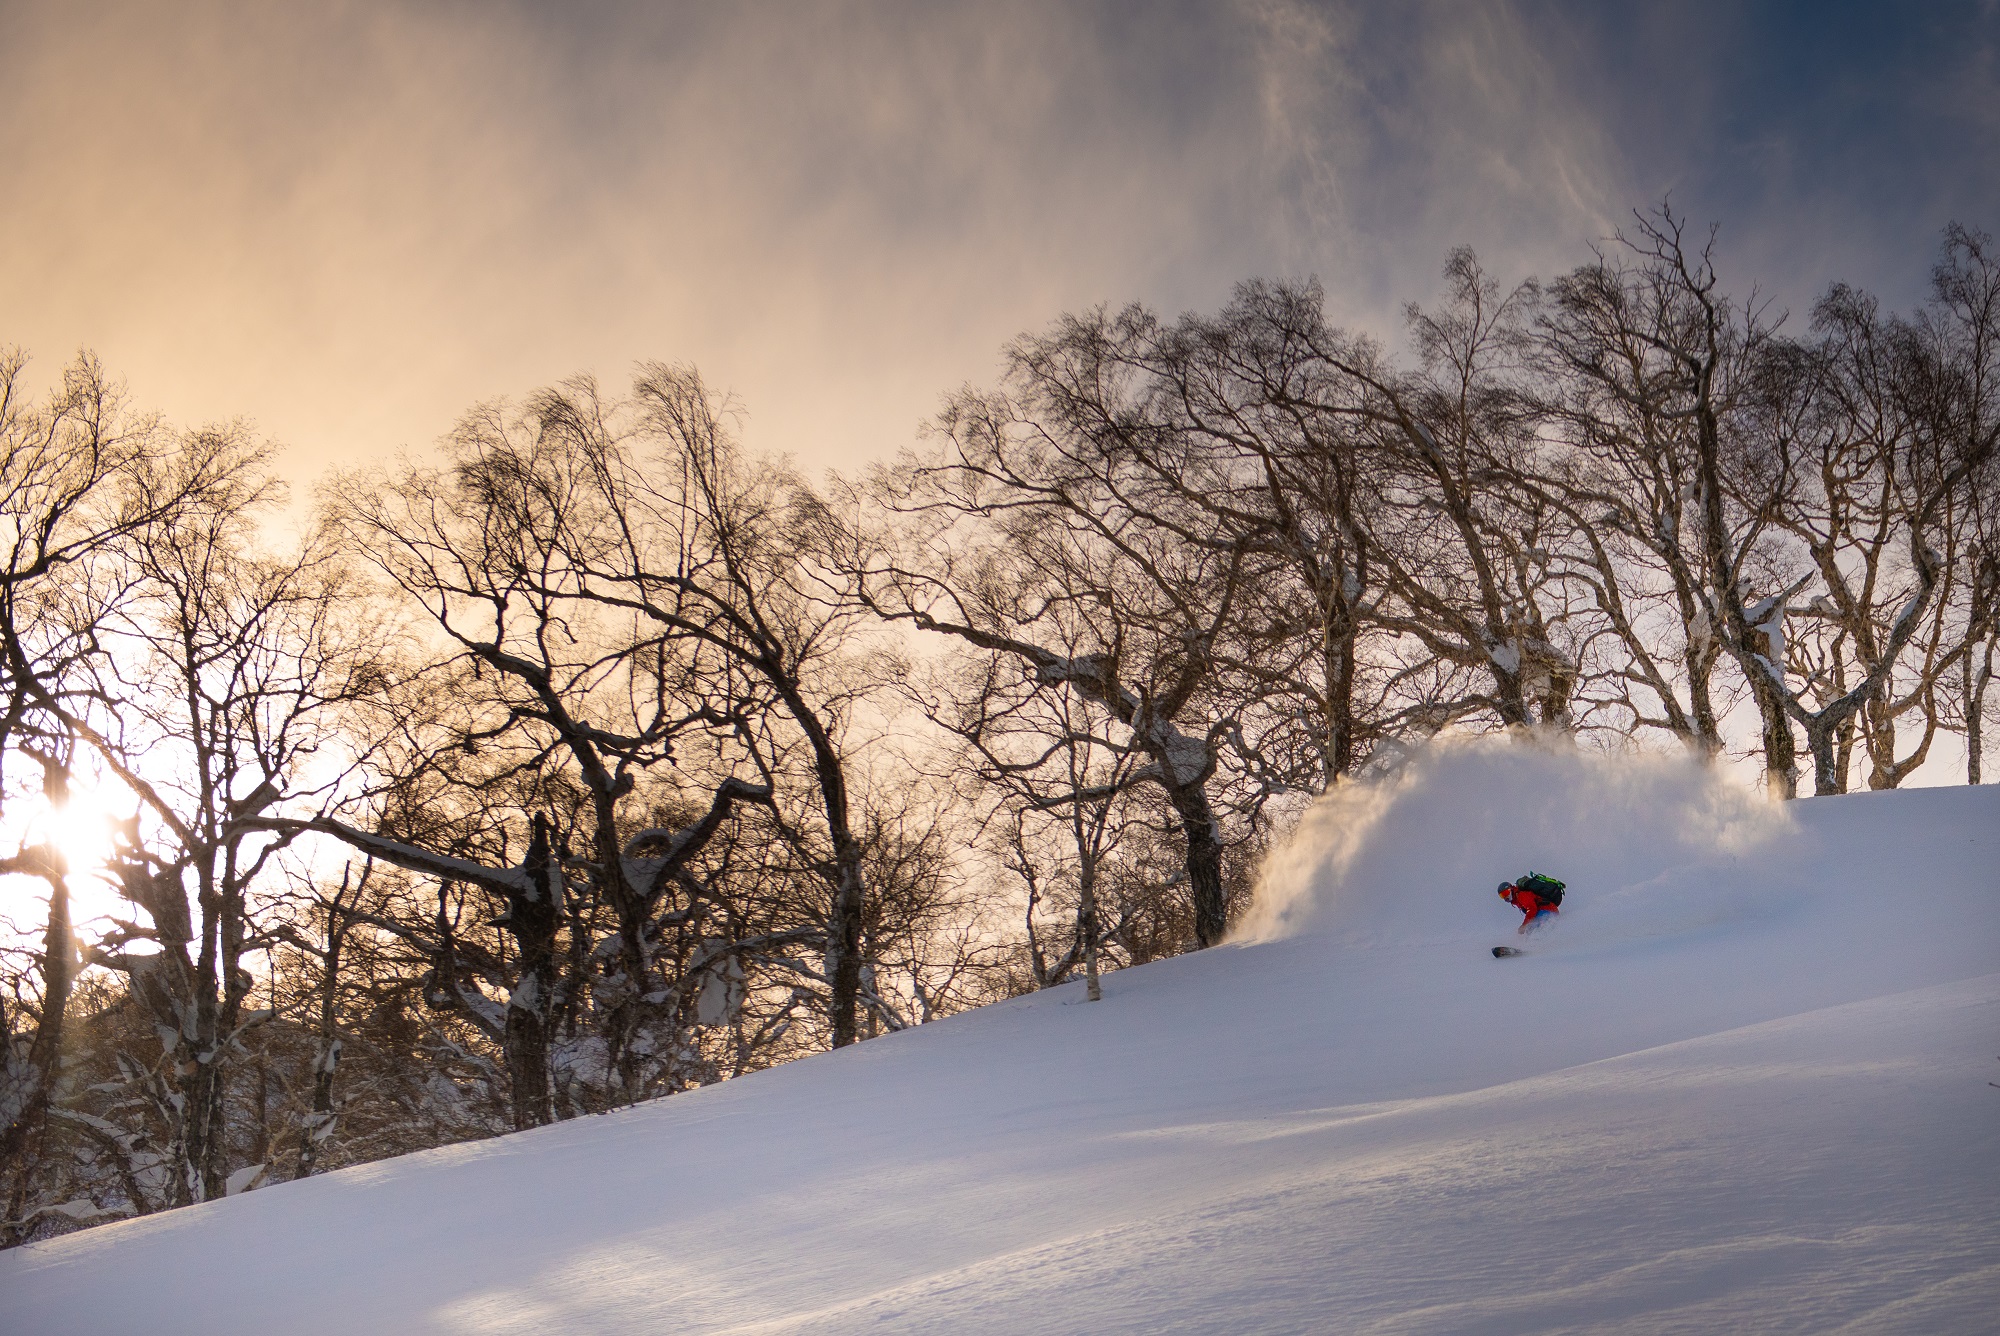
(4, 743), (1996, 1335)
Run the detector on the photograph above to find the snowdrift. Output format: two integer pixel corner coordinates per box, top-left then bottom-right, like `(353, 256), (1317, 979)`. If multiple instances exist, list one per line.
(5, 741), (1997, 1335)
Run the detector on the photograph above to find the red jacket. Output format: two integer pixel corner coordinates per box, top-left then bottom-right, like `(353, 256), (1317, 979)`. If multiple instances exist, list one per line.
(1499, 884), (1559, 923)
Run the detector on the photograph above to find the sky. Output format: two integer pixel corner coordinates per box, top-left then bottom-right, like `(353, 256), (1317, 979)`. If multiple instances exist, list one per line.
(2, 0), (1996, 483)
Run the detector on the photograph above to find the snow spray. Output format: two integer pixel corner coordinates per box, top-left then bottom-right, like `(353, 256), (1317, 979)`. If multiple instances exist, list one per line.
(1234, 734), (1792, 949)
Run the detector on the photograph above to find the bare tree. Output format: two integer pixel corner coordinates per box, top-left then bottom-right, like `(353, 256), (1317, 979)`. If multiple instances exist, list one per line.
(1060, 284), (1392, 793)
(1882, 226), (2000, 785)
(1526, 247), (1753, 755)
(310, 365), (888, 1088)
(0, 766), (73, 1207)
(0, 353), (262, 1224)
(854, 384), (1251, 948)
(897, 621), (1158, 1000)
(1714, 241), (1999, 795)
(1220, 253), (1588, 737)
(546, 366), (882, 1048)
(1600, 210), (1812, 794)
(285, 859), (369, 1178)
(73, 475), (389, 1206)
(305, 416), (785, 1114)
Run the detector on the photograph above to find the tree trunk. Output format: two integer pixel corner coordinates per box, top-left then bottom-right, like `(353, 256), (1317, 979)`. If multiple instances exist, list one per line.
(1079, 856), (1102, 1003)
(825, 853), (867, 1048)
(1805, 715), (1842, 798)
(1969, 638), (1992, 784)
(182, 1037), (227, 1206)
(1323, 619), (1358, 781)
(1497, 671), (1533, 729)
(294, 896), (347, 1179)
(1167, 781), (1228, 948)
(763, 665), (867, 1048)
(503, 817), (561, 1130)
(0, 863), (71, 1171)
(183, 867), (231, 1205)
(1753, 671), (1800, 799)
(1682, 615), (1725, 760)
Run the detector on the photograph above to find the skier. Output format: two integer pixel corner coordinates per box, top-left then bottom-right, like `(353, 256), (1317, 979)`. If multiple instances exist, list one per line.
(1497, 873), (1564, 934)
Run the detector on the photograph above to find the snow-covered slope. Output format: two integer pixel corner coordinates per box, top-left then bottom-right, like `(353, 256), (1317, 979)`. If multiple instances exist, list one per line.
(7, 741), (1998, 1335)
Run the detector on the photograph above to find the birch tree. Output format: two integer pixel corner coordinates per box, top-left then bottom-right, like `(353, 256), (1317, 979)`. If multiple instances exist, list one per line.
(856, 380), (1253, 948)
(54, 451), (383, 1207)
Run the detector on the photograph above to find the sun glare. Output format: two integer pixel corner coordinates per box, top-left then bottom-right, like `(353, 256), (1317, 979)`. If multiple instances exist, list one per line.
(34, 795), (116, 874)
(5, 783), (132, 933)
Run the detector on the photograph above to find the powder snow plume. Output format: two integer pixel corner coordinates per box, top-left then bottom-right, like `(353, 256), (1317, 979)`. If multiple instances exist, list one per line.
(1236, 734), (1793, 949)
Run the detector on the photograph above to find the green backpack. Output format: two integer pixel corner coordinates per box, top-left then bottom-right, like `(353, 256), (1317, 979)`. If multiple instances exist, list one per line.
(1518, 872), (1565, 907)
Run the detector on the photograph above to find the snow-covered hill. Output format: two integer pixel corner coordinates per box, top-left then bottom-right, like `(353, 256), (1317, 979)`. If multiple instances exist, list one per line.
(6, 741), (1997, 1335)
